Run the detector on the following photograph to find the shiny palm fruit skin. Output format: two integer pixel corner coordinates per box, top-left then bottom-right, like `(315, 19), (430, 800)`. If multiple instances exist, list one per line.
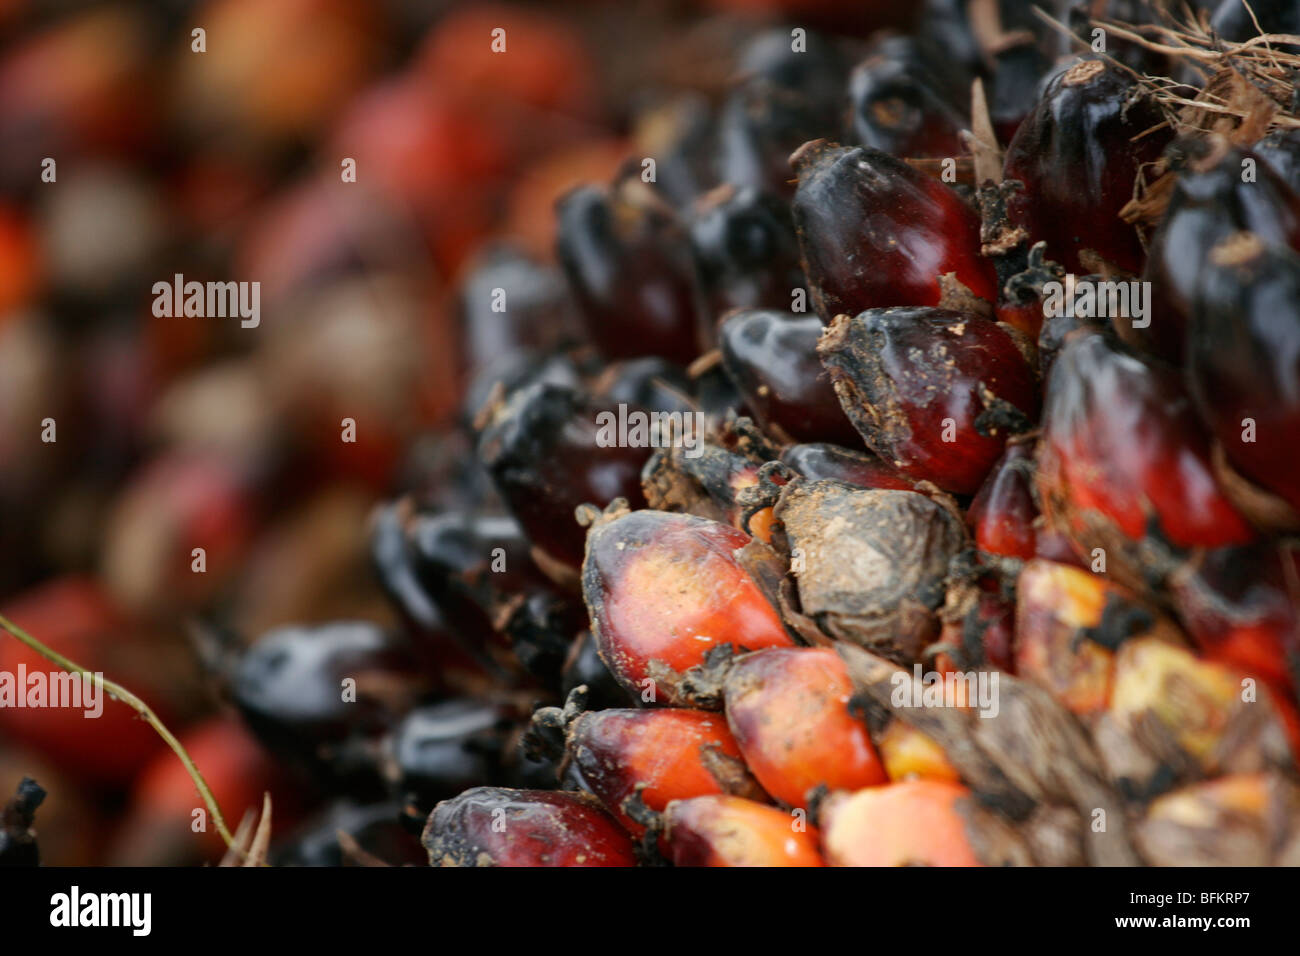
(1014, 560), (1181, 718)
(1037, 331), (1254, 589)
(845, 35), (968, 159)
(566, 709), (761, 834)
(780, 442), (920, 491)
(582, 508), (793, 705)
(477, 382), (650, 568)
(718, 309), (859, 445)
(966, 439), (1038, 559)
(592, 357), (694, 416)
(1186, 235), (1300, 512)
(232, 621), (426, 791)
(390, 700), (517, 819)
(554, 182), (703, 365)
(687, 186), (807, 322)
(988, 38), (1050, 146)
(662, 795), (824, 867)
(1003, 59), (1171, 276)
(791, 141), (997, 322)
(1138, 143), (1300, 363)
(876, 720), (961, 783)
(422, 788), (636, 867)
(723, 648), (887, 807)
(820, 780), (983, 866)
(818, 308), (1039, 495)
(1169, 542), (1300, 697)
(0, 778), (43, 866)
(457, 243), (577, 379)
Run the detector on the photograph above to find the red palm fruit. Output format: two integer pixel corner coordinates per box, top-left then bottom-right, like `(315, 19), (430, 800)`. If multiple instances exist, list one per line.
(820, 780), (983, 866)
(718, 310), (860, 445)
(1169, 542), (1300, 697)
(1186, 234), (1300, 514)
(562, 708), (762, 834)
(1014, 560), (1182, 718)
(1037, 330), (1254, 592)
(581, 506), (793, 705)
(555, 180), (704, 365)
(1003, 59), (1171, 276)
(791, 140), (996, 322)
(422, 788), (636, 867)
(780, 443), (920, 491)
(416, 3), (597, 120)
(724, 648), (886, 807)
(0, 578), (170, 786)
(818, 308), (1039, 495)
(109, 718), (283, 863)
(175, 0), (378, 145)
(1138, 140), (1300, 363)
(662, 795), (824, 867)
(478, 383), (650, 569)
(0, 206), (40, 319)
(967, 439), (1039, 559)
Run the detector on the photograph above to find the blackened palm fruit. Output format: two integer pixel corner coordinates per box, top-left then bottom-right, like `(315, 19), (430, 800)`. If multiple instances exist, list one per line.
(1003, 59), (1171, 276)
(407, 510), (538, 652)
(1139, 140), (1300, 363)
(0, 777), (44, 866)
(591, 357), (693, 416)
(1186, 233), (1300, 513)
(1037, 330), (1254, 594)
(818, 307), (1039, 495)
(458, 243), (576, 377)
(389, 700), (516, 819)
(275, 801), (427, 866)
(1254, 128), (1300, 194)
(233, 622), (426, 790)
(781, 442), (919, 491)
(988, 36), (1050, 146)
(1061, 0), (1170, 74)
(581, 506), (793, 705)
(791, 141), (997, 322)
(555, 181), (703, 365)
(718, 309), (859, 445)
(774, 480), (967, 662)
(477, 382), (649, 568)
(687, 185), (806, 322)
(1211, 0), (1300, 51)
(562, 630), (632, 710)
(422, 788), (636, 867)
(845, 35), (969, 159)
(716, 29), (847, 199)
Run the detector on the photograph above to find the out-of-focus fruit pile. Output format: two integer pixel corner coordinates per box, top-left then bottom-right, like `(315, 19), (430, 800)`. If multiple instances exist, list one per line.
(2, 0), (1300, 867)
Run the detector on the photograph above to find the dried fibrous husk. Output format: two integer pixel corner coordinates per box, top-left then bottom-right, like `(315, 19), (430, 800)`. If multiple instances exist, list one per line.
(774, 480), (968, 663)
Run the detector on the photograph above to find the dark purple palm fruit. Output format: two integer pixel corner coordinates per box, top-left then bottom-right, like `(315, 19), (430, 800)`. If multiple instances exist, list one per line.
(1003, 58), (1172, 277)
(476, 382), (650, 570)
(792, 140), (998, 322)
(555, 180), (705, 366)
(1185, 232), (1300, 518)
(718, 309), (860, 445)
(845, 34), (970, 160)
(687, 185), (807, 324)
(1138, 137), (1300, 363)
